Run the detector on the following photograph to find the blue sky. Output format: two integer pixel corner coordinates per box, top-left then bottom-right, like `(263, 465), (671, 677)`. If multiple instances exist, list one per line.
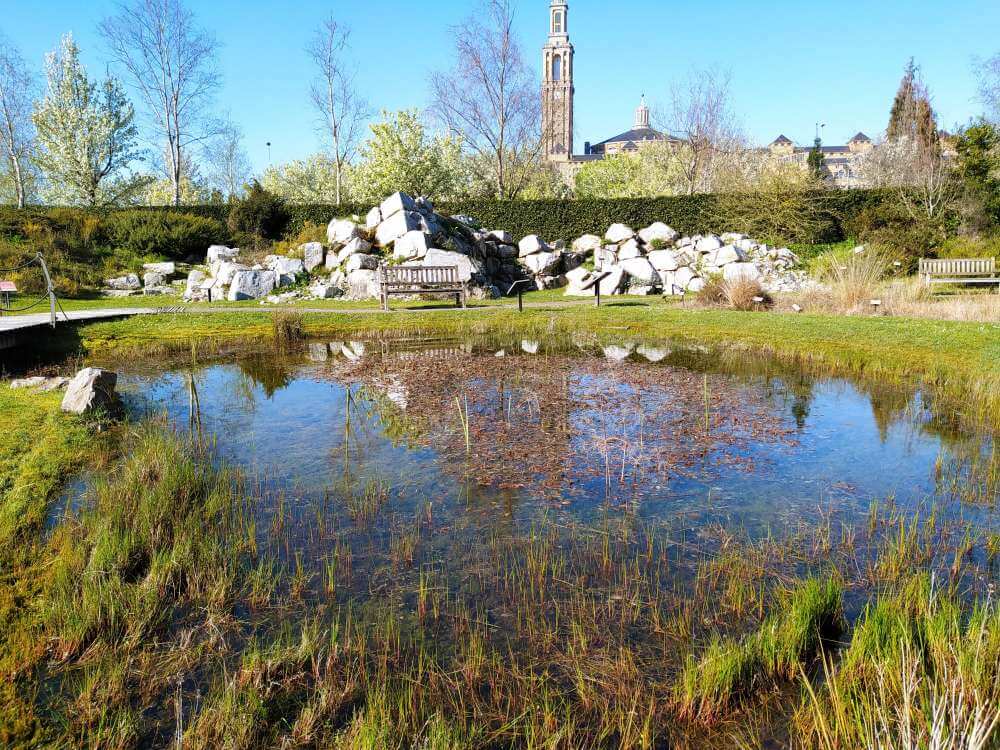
(5, 0), (997, 174)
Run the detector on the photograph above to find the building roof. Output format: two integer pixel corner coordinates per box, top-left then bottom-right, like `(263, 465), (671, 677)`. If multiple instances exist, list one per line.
(592, 127), (666, 148)
(771, 134), (794, 146)
(849, 132), (872, 144)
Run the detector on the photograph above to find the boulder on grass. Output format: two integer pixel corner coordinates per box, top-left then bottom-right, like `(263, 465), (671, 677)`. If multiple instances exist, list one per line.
(229, 270), (277, 301)
(143, 271), (166, 288)
(648, 249), (681, 272)
(143, 261), (176, 276)
(620, 257), (659, 285)
(300, 242), (326, 272)
(106, 274), (141, 291)
(598, 266), (626, 295)
(61, 368), (118, 415)
(722, 263), (763, 283)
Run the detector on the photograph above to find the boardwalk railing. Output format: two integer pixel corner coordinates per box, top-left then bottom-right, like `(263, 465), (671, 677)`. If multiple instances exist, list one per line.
(0, 253), (62, 327)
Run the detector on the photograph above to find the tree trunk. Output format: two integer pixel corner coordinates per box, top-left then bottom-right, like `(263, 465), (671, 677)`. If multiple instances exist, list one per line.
(11, 155), (24, 208)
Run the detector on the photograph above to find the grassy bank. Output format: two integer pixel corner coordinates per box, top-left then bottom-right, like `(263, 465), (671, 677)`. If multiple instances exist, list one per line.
(71, 305), (1000, 426)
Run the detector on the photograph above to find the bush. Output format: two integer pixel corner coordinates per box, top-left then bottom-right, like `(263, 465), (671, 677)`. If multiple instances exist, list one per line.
(100, 210), (228, 261)
(228, 182), (289, 247)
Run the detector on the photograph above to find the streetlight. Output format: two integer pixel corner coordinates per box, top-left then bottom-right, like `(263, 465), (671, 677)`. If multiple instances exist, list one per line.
(266, 141), (272, 164)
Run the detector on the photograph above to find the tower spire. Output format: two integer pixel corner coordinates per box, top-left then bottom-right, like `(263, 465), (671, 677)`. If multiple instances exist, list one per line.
(634, 94), (650, 130)
(542, 0), (574, 161)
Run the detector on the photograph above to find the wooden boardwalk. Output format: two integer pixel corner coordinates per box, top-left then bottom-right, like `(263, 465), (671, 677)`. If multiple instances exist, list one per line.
(0, 308), (159, 350)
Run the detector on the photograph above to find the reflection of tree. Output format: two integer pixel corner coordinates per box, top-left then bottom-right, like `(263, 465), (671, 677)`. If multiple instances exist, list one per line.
(864, 384), (912, 443)
(237, 354), (295, 399)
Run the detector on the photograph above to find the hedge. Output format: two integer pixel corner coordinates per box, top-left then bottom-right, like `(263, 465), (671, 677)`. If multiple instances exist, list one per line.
(2, 189), (899, 248)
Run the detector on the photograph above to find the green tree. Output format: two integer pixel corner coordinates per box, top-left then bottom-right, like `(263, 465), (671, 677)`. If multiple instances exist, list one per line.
(261, 153), (346, 204)
(573, 153), (645, 198)
(887, 59), (940, 155)
(353, 110), (465, 202)
(32, 34), (146, 206)
(954, 120), (1000, 230)
(807, 138), (826, 181)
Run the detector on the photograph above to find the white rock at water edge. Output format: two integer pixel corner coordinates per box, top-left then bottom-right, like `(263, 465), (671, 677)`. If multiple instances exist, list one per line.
(61, 368), (118, 415)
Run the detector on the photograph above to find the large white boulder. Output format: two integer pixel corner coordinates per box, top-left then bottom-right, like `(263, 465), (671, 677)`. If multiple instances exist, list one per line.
(723, 263), (763, 283)
(572, 234), (603, 254)
(618, 239), (643, 260)
(344, 253), (379, 272)
(229, 270), (277, 301)
(598, 266), (626, 295)
(595, 247), (618, 270)
(365, 206), (382, 230)
(648, 249), (681, 272)
(620, 257), (659, 285)
(61, 368), (118, 415)
(605, 224), (635, 243)
(272, 257), (305, 287)
(143, 261), (176, 276)
(300, 242), (326, 272)
(423, 248), (480, 282)
(518, 235), (550, 258)
(394, 230), (432, 261)
(345, 269), (380, 299)
(563, 266), (593, 296)
(706, 245), (746, 267)
(184, 270), (206, 300)
(332, 237), (372, 268)
(327, 219), (362, 246)
(674, 266), (698, 289)
(696, 236), (723, 254)
(142, 271), (166, 288)
(379, 192), (417, 220)
(375, 210), (423, 246)
(207, 245), (239, 263)
(310, 282), (343, 299)
(638, 223), (679, 246)
(523, 251), (562, 276)
(213, 262), (248, 286)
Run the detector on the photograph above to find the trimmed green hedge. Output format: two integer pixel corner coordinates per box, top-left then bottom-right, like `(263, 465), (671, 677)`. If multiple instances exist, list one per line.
(2, 189), (898, 247)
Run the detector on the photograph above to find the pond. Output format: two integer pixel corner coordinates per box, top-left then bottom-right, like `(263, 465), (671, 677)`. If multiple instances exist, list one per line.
(98, 334), (999, 593)
(50, 333), (1000, 747)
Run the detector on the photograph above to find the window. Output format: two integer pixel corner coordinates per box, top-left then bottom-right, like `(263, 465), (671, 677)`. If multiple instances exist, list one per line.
(552, 55), (562, 82)
(552, 10), (563, 34)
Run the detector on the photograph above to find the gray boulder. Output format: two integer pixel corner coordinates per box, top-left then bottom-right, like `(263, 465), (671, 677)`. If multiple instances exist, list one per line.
(376, 210), (423, 246)
(332, 237), (372, 267)
(394, 230), (432, 261)
(648, 249), (681, 272)
(723, 263), (763, 283)
(518, 235), (549, 258)
(365, 206), (382, 230)
(207, 245), (239, 263)
(423, 248), (480, 282)
(106, 274), (141, 291)
(489, 230), (513, 244)
(229, 270), (277, 301)
(213, 261), (248, 286)
(344, 253), (379, 272)
(379, 192), (417, 220)
(143, 261), (176, 276)
(618, 239), (643, 260)
(327, 219), (362, 245)
(572, 234), (603, 254)
(61, 368), (118, 415)
(620, 257), (659, 285)
(696, 236), (723, 254)
(300, 242), (326, 272)
(523, 250), (562, 276)
(598, 266), (626, 295)
(346, 269), (380, 299)
(143, 271), (166, 288)
(184, 269), (207, 300)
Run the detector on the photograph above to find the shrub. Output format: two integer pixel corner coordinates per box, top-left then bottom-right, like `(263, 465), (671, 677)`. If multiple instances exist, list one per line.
(228, 181), (289, 247)
(271, 221), (328, 259)
(820, 245), (897, 312)
(696, 275), (772, 311)
(100, 210), (228, 261)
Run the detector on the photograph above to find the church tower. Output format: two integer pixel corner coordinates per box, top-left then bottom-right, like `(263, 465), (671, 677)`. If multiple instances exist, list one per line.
(542, 0), (574, 162)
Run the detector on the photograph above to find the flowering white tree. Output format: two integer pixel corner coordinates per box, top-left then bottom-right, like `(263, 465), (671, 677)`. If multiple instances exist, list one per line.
(261, 153), (345, 204)
(0, 35), (36, 207)
(32, 34), (146, 206)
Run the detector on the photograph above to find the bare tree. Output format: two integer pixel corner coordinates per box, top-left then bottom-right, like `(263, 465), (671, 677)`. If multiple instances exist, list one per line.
(657, 69), (744, 195)
(430, 0), (542, 199)
(204, 118), (251, 200)
(978, 53), (1000, 121)
(307, 16), (366, 206)
(99, 0), (220, 207)
(0, 35), (36, 207)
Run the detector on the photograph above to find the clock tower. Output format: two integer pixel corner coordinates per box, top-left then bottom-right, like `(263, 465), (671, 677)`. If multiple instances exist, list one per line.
(542, 0), (574, 162)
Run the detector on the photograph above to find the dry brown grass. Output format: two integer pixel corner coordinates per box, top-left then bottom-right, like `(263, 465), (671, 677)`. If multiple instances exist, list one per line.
(697, 276), (772, 312)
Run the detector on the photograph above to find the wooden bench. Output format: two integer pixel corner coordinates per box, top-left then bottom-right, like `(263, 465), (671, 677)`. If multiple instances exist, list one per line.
(919, 258), (1000, 291)
(377, 265), (467, 311)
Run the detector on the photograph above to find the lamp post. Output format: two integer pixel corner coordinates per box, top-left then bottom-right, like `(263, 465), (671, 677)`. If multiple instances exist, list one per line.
(266, 141), (272, 164)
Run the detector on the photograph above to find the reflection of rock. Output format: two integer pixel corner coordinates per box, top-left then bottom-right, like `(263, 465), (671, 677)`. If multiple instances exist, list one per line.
(61, 368), (118, 415)
(637, 345), (670, 363)
(11, 376), (70, 391)
(308, 343), (330, 362)
(603, 343), (635, 362)
(341, 342), (366, 361)
(521, 340), (540, 354)
(385, 376), (409, 410)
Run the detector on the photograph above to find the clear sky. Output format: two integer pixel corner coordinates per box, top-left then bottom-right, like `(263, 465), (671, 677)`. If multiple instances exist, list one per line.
(5, 0), (998, 174)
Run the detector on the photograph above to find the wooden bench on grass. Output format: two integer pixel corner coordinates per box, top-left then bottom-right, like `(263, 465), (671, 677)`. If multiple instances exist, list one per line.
(377, 265), (467, 312)
(919, 258), (1000, 292)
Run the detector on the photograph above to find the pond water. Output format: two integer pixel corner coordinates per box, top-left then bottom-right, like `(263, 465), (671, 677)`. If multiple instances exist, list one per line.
(96, 334), (998, 598)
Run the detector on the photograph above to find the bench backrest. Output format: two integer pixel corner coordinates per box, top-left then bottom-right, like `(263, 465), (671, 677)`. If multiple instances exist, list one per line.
(919, 258), (996, 276)
(380, 265), (461, 286)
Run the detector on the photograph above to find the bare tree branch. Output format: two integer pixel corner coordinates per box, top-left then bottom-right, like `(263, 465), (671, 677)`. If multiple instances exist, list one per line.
(99, 0), (220, 207)
(429, 0), (542, 199)
(0, 35), (37, 207)
(307, 16), (367, 206)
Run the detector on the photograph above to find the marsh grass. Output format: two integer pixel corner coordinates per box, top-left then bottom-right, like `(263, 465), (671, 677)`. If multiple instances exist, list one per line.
(272, 310), (305, 349)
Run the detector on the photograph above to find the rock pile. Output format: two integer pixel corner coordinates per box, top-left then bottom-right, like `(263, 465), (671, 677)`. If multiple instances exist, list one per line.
(105, 262), (181, 297)
(183, 192), (529, 303)
(555, 225), (811, 297)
